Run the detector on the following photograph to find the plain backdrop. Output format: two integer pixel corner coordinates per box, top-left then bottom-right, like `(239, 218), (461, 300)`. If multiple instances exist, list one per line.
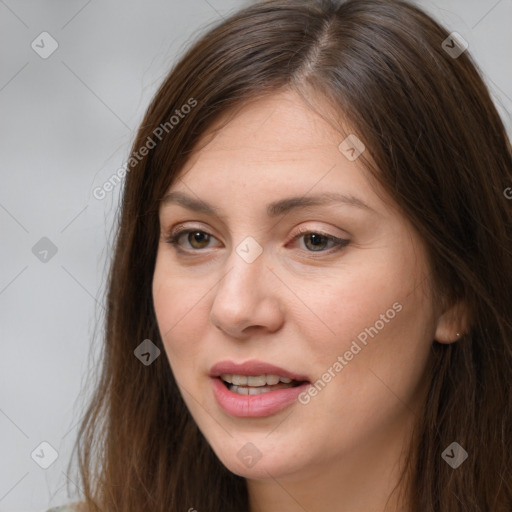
(0, 0), (511, 510)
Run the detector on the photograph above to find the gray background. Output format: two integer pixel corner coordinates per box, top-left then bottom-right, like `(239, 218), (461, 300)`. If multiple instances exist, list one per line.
(0, 1), (510, 510)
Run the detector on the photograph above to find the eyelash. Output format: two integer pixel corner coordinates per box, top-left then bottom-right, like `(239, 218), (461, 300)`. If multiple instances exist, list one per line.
(164, 226), (349, 256)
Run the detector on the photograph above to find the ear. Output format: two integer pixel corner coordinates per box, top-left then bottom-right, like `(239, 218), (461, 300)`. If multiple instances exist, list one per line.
(434, 299), (470, 344)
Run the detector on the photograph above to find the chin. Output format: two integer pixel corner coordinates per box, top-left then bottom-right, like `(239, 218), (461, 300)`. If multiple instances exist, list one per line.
(208, 436), (308, 481)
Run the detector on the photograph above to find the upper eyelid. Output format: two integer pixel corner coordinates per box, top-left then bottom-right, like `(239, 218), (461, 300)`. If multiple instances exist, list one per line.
(167, 225), (345, 240)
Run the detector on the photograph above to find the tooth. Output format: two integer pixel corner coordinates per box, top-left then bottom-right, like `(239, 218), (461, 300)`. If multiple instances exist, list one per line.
(232, 375), (248, 385)
(265, 374), (280, 385)
(229, 382), (298, 395)
(247, 375), (266, 386)
(220, 374), (232, 383)
(245, 386), (275, 395)
(279, 377), (292, 384)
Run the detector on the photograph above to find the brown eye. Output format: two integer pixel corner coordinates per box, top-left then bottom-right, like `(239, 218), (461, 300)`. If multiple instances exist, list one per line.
(303, 233), (329, 251)
(165, 229), (216, 251)
(290, 229), (350, 255)
(186, 231), (211, 249)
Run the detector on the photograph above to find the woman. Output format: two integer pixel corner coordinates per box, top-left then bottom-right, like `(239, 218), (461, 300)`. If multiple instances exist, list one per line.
(50, 0), (512, 510)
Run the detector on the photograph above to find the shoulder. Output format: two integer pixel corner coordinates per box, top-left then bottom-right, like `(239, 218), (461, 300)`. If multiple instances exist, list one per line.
(46, 503), (84, 512)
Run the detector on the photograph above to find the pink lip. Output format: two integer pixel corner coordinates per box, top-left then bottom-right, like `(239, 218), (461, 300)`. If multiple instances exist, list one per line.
(211, 378), (310, 417)
(209, 360), (311, 418)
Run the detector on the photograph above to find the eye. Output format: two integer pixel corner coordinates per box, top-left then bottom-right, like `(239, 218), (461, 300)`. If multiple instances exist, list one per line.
(165, 229), (218, 251)
(290, 227), (349, 253)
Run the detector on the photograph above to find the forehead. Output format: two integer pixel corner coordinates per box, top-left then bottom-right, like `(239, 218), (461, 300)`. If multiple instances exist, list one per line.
(174, 90), (375, 198)
(185, 90), (346, 162)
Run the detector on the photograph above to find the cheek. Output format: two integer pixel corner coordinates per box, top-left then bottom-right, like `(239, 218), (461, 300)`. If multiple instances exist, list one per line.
(293, 246), (434, 402)
(288, 255), (410, 347)
(152, 260), (208, 360)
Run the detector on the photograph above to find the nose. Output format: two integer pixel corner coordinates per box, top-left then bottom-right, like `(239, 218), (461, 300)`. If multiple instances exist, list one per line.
(209, 244), (284, 339)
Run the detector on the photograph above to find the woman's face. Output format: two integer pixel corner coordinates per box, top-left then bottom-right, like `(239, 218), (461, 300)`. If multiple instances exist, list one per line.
(152, 89), (440, 482)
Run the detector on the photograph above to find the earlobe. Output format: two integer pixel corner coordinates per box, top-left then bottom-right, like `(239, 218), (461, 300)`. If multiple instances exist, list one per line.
(434, 299), (470, 344)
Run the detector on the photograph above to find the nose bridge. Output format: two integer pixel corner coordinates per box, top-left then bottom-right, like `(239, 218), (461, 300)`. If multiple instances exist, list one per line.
(209, 235), (282, 335)
(217, 236), (267, 303)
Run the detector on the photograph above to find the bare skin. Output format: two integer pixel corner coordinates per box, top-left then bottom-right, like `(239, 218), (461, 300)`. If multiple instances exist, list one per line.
(152, 89), (467, 511)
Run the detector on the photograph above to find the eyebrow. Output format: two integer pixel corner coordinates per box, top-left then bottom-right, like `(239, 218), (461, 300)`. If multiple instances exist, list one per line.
(161, 190), (376, 217)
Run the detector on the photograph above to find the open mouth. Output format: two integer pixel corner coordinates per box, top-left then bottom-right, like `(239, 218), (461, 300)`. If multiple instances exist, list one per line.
(219, 374), (308, 396)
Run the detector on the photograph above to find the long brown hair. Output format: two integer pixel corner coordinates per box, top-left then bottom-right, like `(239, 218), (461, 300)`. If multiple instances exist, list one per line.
(67, 1), (512, 510)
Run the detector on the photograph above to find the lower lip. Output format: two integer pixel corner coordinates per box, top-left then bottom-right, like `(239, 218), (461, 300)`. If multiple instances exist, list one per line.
(211, 377), (310, 418)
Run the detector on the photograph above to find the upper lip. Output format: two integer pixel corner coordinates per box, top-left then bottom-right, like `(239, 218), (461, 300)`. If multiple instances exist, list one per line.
(209, 360), (310, 382)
